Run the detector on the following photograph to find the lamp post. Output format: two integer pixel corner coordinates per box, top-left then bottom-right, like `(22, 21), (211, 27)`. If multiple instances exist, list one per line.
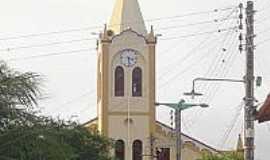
(184, 78), (245, 99)
(156, 99), (209, 160)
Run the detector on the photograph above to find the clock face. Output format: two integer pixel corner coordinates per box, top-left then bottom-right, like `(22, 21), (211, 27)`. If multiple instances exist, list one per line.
(120, 49), (137, 67)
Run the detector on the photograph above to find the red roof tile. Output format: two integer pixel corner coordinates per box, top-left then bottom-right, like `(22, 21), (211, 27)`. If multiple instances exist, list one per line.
(257, 94), (270, 123)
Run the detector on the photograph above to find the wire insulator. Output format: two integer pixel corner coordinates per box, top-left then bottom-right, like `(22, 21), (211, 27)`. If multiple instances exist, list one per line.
(239, 44), (243, 52)
(239, 24), (243, 30)
(239, 14), (243, 19)
(239, 34), (243, 41)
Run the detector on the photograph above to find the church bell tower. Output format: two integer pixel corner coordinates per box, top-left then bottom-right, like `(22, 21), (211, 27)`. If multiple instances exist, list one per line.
(97, 0), (157, 159)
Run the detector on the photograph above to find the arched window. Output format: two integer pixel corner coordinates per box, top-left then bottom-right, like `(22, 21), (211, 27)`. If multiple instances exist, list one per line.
(132, 67), (142, 97)
(115, 66), (124, 97)
(132, 140), (143, 160)
(115, 140), (125, 160)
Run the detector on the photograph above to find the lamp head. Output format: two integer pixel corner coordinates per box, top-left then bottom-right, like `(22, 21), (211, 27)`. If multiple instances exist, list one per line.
(183, 90), (203, 99)
(200, 103), (209, 108)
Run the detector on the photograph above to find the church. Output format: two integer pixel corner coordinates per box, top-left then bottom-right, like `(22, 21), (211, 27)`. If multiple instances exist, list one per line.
(84, 0), (242, 159)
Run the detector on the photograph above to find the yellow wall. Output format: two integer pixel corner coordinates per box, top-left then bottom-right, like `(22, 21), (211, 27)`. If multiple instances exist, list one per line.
(96, 28), (156, 160)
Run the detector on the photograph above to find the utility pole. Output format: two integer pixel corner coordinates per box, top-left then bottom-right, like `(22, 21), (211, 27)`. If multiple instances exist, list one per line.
(244, 1), (255, 160)
(175, 108), (181, 160)
(184, 3), (256, 160)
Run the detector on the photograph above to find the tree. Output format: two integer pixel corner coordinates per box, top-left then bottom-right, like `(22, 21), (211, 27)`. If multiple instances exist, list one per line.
(0, 61), (42, 130)
(197, 152), (244, 160)
(0, 117), (113, 160)
(0, 61), (114, 160)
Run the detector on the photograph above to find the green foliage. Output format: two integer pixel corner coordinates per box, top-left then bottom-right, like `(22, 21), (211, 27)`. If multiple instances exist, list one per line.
(0, 62), (113, 160)
(0, 61), (42, 108)
(0, 61), (42, 131)
(0, 118), (113, 160)
(197, 152), (244, 160)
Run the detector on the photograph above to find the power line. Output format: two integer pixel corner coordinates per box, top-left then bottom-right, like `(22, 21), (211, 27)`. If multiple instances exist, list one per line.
(201, 31), (238, 103)
(0, 38), (96, 52)
(159, 27), (237, 40)
(189, 7), (239, 98)
(160, 6), (238, 82)
(0, 6), (236, 41)
(0, 8), (238, 120)
(5, 48), (96, 61)
(219, 101), (244, 148)
(44, 22), (234, 117)
(157, 8), (238, 81)
(3, 27), (233, 62)
(157, 17), (237, 31)
(199, 6), (240, 101)
(0, 26), (236, 53)
(197, 29), (236, 92)
(205, 38), (240, 104)
(0, 26), (101, 41)
(157, 8), (239, 130)
(146, 7), (234, 22)
(186, 31), (239, 129)
(52, 90), (96, 114)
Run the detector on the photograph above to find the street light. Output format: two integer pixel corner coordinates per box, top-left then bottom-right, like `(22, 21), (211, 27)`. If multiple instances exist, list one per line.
(183, 89), (203, 99)
(156, 99), (209, 160)
(184, 78), (245, 99)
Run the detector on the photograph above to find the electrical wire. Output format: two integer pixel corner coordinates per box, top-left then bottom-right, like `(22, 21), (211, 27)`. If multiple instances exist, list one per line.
(158, 7), (238, 79)
(160, 27), (237, 40)
(197, 7), (239, 94)
(156, 16), (237, 31)
(218, 101), (244, 148)
(157, 8), (239, 131)
(5, 48), (96, 61)
(16, 4), (238, 122)
(4, 26), (237, 63)
(199, 7), (239, 102)
(205, 37), (240, 104)
(179, 31), (238, 129)
(201, 31), (238, 102)
(0, 38), (96, 52)
(0, 6), (236, 41)
(0, 26), (236, 53)
(197, 29), (236, 93)
(50, 89), (96, 114)
(184, 30), (239, 130)
(158, 35), (228, 90)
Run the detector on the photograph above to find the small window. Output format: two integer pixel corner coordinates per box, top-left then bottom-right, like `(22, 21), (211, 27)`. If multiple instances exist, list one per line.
(115, 66), (124, 96)
(132, 140), (143, 160)
(132, 67), (142, 97)
(115, 140), (125, 160)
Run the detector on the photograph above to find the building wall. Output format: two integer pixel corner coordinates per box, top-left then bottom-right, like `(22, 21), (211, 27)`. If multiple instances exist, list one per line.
(96, 28), (156, 160)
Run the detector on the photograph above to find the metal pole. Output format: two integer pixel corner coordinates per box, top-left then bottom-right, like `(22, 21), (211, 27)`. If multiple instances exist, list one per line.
(244, 1), (255, 160)
(176, 108), (181, 160)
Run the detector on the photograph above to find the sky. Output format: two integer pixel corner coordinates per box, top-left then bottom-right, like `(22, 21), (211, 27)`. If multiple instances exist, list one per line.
(0, 0), (270, 159)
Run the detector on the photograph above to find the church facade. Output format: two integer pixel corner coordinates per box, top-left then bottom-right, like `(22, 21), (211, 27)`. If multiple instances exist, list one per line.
(84, 0), (239, 160)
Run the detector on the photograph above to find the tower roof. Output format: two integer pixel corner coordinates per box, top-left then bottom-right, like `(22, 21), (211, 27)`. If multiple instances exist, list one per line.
(108, 0), (147, 35)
